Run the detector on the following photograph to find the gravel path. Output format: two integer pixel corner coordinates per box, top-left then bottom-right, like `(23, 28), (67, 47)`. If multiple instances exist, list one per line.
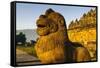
(16, 49), (41, 65)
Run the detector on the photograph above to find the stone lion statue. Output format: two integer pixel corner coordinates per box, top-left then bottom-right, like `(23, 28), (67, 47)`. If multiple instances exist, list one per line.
(35, 8), (91, 64)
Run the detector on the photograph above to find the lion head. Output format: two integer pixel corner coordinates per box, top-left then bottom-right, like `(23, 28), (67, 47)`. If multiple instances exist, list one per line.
(36, 8), (67, 36)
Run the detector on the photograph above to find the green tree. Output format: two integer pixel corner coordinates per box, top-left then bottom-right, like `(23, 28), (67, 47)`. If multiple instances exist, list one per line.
(16, 32), (26, 45)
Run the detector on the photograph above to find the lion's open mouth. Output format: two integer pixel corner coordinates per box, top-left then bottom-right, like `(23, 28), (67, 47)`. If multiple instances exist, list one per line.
(37, 24), (46, 28)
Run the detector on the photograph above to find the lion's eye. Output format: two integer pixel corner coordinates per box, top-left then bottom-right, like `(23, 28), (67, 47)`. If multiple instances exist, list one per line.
(59, 20), (64, 26)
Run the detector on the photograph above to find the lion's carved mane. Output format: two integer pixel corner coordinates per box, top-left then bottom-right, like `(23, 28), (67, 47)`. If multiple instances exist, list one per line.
(35, 8), (91, 64)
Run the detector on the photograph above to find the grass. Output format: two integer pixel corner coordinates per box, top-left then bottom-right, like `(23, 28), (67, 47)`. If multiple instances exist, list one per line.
(17, 45), (37, 57)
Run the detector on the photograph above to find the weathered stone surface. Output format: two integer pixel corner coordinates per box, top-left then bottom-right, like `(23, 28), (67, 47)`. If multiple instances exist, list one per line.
(35, 8), (91, 64)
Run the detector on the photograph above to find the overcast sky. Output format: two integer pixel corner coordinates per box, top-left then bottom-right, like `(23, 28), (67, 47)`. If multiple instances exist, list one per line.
(16, 3), (95, 30)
